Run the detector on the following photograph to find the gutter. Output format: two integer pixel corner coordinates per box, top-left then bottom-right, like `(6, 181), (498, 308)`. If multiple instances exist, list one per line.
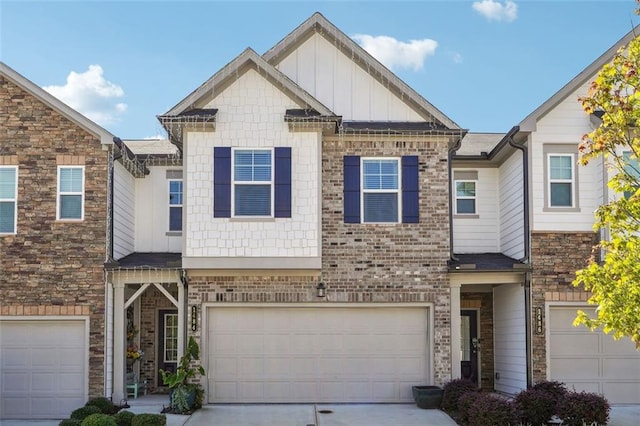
(105, 139), (122, 266)
(448, 136), (463, 262)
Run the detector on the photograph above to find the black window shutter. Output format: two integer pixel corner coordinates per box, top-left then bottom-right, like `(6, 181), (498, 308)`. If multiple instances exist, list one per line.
(213, 147), (231, 217)
(402, 155), (419, 223)
(274, 147), (292, 218)
(344, 156), (361, 223)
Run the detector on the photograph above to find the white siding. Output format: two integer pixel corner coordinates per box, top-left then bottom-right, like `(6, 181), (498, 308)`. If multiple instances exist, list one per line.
(275, 33), (423, 121)
(530, 80), (603, 232)
(493, 284), (527, 395)
(452, 168), (499, 253)
(499, 152), (524, 259)
(113, 162), (135, 259)
(184, 69), (320, 259)
(134, 166), (182, 253)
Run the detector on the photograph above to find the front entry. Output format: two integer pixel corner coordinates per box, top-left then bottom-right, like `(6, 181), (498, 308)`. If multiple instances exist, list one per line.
(157, 309), (178, 385)
(460, 310), (479, 385)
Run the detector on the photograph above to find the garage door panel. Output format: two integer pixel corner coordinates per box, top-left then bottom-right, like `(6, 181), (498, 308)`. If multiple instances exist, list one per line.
(602, 358), (640, 379)
(550, 333), (599, 355)
(603, 382), (640, 404)
(2, 373), (29, 391)
(207, 307), (429, 403)
(602, 336), (639, 355)
(550, 358), (599, 379)
(563, 381), (600, 394)
(1, 348), (29, 368)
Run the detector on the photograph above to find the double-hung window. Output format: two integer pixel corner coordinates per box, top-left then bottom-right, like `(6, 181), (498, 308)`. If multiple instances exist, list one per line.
(362, 158), (400, 223)
(455, 181), (477, 214)
(548, 154), (574, 207)
(57, 166), (84, 220)
(0, 166), (18, 234)
(233, 149), (273, 217)
(169, 180), (183, 231)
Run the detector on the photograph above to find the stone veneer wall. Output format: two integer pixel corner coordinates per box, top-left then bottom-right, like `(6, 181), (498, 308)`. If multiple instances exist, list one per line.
(0, 76), (108, 396)
(530, 231), (598, 383)
(187, 136), (453, 385)
(461, 293), (494, 390)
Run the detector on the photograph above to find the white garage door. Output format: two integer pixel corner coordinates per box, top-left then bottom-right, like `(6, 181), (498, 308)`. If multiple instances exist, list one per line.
(0, 320), (87, 419)
(206, 306), (429, 403)
(549, 306), (640, 404)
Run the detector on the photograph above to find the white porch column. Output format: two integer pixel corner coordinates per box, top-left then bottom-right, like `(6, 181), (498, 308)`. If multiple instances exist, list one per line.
(177, 278), (185, 361)
(112, 281), (125, 403)
(450, 282), (462, 380)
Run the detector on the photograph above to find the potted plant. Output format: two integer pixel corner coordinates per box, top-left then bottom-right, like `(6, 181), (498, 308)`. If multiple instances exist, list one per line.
(412, 385), (444, 409)
(160, 336), (205, 414)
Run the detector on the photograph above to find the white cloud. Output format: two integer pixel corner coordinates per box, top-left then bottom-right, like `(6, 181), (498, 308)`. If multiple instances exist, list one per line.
(43, 65), (127, 126)
(352, 34), (438, 71)
(472, 0), (518, 22)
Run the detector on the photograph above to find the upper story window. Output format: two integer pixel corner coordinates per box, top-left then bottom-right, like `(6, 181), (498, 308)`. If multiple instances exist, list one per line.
(362, 158), (400, 223)
(623, 151), (639, 199)
(233, 149), (273, 217)
(548, 154), (574, 207)
(169, 180), (183, 231)
(455, 181), (477, 214)
(0, 166), (18, 234)
(344, 155), (419, 224)
(57, 166), (84, 220)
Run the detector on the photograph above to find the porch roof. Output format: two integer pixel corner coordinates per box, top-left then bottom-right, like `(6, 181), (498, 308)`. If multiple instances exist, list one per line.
(112, 252), (182, 269)
(448, 253), (530, 272)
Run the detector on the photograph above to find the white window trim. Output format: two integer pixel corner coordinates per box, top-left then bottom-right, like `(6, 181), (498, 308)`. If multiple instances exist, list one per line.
(231, 147), (274, 218)
(454, 180), (477, 215)
(360, 157), (401, 224)
(164, 312), (178, 363)
(57, 165), (85, 221)
(168, 179), (183, 232)
(0, 165), (18, 235)
(547, 153), (575, 208)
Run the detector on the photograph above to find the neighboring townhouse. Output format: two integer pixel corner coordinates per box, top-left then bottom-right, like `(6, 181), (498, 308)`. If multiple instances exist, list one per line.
(0, 62), (113, 419)
(106, 12), (466, 403)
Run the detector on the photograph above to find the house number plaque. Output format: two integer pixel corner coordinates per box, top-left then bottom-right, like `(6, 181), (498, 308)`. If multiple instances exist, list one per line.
(191, 305), (198, 331)
(535, 307), (543, 334)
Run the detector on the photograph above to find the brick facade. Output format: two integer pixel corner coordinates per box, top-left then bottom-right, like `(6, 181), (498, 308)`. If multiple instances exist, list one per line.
(530, 231), (598, 383)
(0, 76), (108, 396)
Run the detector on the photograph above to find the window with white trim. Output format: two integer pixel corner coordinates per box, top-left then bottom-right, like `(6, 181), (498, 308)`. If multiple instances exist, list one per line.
(164, 313), (178, 363)
(0, 166), (18, 234)
(548, 154), (574, 207)
(57, 166), (84, 220)
(168, 180), (183, 231)
(232, 149), (272, 217)
(455, 181), (477, 214)
(362, 158), (400, 223)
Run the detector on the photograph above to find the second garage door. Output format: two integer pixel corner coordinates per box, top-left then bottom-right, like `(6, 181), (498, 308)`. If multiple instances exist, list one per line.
(206, 306), (430, 403)
(549, 306), (640, 404)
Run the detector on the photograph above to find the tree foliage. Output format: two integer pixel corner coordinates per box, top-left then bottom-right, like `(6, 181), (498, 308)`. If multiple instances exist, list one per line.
(573, 24), (640, 347)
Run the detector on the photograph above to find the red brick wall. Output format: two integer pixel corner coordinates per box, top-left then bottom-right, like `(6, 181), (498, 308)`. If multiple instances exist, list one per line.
(0, 76), (108, 396)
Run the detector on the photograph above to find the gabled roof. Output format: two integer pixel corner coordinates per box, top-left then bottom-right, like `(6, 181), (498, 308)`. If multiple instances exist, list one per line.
(519, 26), (639, 132)
(263, 12), (461, 130)
(0, 62), (114, 145)
(161, 48), (334, 118)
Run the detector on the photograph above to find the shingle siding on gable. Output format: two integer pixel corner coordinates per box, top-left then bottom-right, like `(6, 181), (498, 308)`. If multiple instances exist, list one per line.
(0, 76), (107, 397)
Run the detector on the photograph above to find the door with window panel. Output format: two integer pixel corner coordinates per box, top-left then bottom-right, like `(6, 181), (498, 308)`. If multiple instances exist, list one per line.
(157, 310), (178, 385)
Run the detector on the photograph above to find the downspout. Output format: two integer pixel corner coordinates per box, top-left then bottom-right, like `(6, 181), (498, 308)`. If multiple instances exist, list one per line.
(448, 136), (463, 262)
(507, 125), (533, 387)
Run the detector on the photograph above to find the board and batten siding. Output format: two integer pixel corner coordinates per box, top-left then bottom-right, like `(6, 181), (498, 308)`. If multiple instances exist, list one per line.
(113, 161), (135, 259)
(184, 69), (320, 259)
(452, 168), (499, 253)
(275, 33), (423, 122)
(493, 284), (527, 395)
(134, 165), (182, 253)
(530, 80), (603, 232)
(499, 151), (525, 259)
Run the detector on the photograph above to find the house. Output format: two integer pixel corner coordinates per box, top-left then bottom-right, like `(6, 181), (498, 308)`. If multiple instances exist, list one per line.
(0, 62), (113, 419)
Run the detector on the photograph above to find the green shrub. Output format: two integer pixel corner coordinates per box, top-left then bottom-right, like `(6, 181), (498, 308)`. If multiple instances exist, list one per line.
(86, 397), (119, 415)
(466, 393), (517, 426)
(441, 378), (478, 412)
(59, 420), (82, 426)
(114, 410), (135, 426)
(81, 413), (117, 426)
(131, 413), (167, 426)
(558, 391), (610, 426)
(71, 405), (102, 421)
(514, 388), (557, 425)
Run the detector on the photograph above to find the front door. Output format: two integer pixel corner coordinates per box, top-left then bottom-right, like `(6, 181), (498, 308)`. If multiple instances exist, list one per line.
(157, 309), (178, 385)
(460, 310), (479, 385)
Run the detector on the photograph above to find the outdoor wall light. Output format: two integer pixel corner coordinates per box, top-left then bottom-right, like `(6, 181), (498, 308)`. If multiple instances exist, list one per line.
(316, 282), (326, 298)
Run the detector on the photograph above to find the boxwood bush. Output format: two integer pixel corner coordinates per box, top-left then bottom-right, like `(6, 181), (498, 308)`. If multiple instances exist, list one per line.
(81, 413), (117, 426)
(441, 378), (478, 412)
(114, 410), (135, 426)
(558, 391), (610, 426)
(131, 413), (166, 426)
(71, 405), (102, 421)
(59, 420), (82, 426)
(85, 397), (119, 415)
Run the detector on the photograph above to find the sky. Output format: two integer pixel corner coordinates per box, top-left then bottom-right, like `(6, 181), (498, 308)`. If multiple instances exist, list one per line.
(2, 0), (639, 138)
